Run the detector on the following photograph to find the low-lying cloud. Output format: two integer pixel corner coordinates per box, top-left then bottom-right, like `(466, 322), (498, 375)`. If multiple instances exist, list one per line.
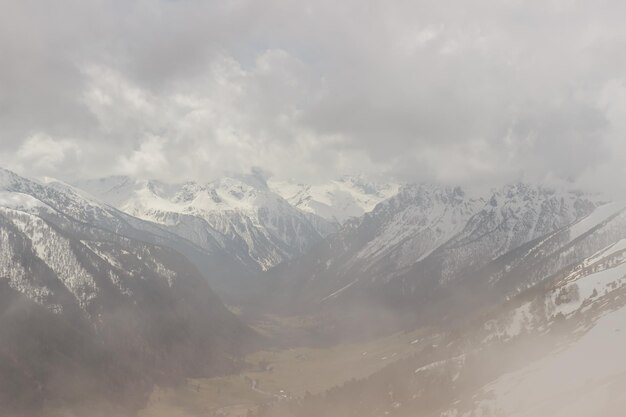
(1, 0), (625, 191)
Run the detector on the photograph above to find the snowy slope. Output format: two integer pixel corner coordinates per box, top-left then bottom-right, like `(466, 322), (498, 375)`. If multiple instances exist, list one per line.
(274, 182), (600, 314)
(463, 198), (626, 301)
(262, 231), (626, 417)
(0, 168), (250, 414)
(6, 172), (252, 297)
(471, 306), (626, 417)
(444, 239), (626, 417)
(269, 175), (400, 224)
(419, 183), (600, 285)
(0, 167), (242, 318)
(354, 184), (484, 270)
(448, 183), (599, 259)
(75, 174), (329, 271)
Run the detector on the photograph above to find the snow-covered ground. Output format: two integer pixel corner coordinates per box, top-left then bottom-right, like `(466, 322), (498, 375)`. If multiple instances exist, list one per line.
(355, 184), (483, 269)
(446, 241), (626, 417)
(568, 200), (626, 243)
(465, 303), (626, 417)
(73, 174), (328, 270)
(270, 176), (399, 224)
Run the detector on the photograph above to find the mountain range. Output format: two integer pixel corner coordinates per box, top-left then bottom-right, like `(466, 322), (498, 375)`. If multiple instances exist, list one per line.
(258, 218), (626, 417)
(0, 168), (252, 416)
(4, 166), (626, 416)
(68, 174), (396, 299)
(271, 183), (609, 318)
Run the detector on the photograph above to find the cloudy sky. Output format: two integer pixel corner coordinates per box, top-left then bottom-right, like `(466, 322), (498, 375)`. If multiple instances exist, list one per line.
(1, 0), (626, 190)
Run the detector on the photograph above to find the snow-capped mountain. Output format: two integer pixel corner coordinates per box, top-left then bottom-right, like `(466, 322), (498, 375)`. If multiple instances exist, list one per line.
(74, 173), (330, 271)
(4, 166), (626, 416)
(0, 168), (251, 415)
(473, 245), (626, 416)
(464, 196), (626, 300)
(404, 183), (599, 287)
(272, 182), (601, 314)
(265, 229), (626, 417)
(269, 175), (400, 225)
(353, 184), (484, 272)
(269, 184), (485, 307)
(436, 235), (626, 417)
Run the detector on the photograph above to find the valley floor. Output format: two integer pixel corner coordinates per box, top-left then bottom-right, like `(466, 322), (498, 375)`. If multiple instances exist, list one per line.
(138, 317), (432, 417)
(140, 276), (626, 417)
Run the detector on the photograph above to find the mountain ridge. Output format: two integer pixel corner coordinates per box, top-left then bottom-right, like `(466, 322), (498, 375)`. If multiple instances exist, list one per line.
(268, 181), (605, 321)
(0, 168), (254, 415)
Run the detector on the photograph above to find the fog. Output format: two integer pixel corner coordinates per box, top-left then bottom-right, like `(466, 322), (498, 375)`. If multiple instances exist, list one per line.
(2, 1), (626, 192)
(2, 1), (626, 416)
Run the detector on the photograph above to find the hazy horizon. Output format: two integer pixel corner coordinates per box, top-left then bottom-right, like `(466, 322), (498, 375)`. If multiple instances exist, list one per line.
(1, 1), (626, 193)
(2, 2), (626, 417)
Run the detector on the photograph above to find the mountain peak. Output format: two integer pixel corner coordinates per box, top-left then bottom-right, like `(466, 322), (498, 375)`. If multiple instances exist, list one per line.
(73, 173), (328, 271)
(0, 167), (24, 189)
(270, 176), (400, 224)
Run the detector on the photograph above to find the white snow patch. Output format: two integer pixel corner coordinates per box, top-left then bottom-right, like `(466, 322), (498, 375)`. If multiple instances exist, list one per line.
(319, 278), (359, 302)
(471, 304), (626, 417)
(568, 201), (626, 242)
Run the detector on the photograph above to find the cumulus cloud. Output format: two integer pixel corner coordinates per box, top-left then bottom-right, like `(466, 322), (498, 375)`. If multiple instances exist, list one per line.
(0, 0), (625, 189)
(12, 134), (82, 176)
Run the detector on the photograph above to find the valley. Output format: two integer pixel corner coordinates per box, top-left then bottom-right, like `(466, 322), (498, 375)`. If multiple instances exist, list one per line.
(139, 317), (431, 417)
(4, 3), (626, 416)
(3, 167), (626, 417)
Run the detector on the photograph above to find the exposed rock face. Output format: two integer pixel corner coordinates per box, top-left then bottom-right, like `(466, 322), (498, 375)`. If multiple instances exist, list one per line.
(0, 168), (252, 416)
(273, 182), (602, 318)
(73, 174), (331, 273)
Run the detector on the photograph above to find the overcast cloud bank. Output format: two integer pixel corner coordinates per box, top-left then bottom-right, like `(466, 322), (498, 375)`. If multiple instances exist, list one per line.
(1, 0), (625, 194)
